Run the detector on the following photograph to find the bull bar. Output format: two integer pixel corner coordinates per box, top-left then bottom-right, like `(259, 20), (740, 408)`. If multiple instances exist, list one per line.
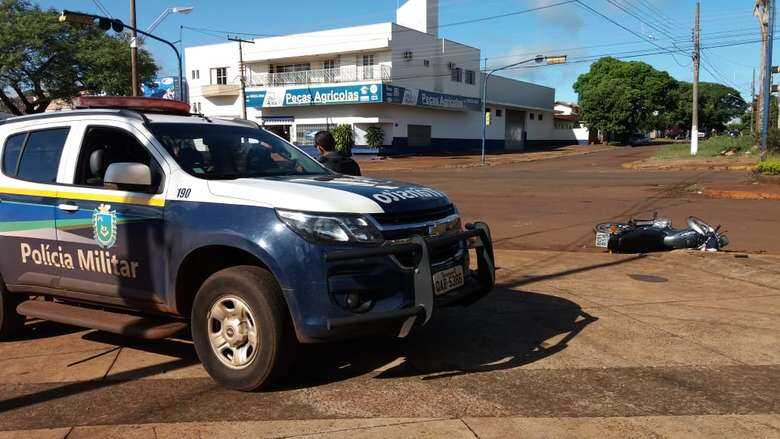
(323, 222), (495, 337)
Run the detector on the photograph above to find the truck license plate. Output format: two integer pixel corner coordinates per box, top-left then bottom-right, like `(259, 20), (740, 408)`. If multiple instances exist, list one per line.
(595, 232), (610, 248)
(433, 265), (464, 296)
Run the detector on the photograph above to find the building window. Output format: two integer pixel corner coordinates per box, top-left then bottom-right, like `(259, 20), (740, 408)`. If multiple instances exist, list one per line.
(465, 69), (475, 85)
(451, 67), (463, 82)
(362, 54), (376, 79)
(271, 63), (311, 74)
(191, 69), (200, 80)
(211, 67), (227, 85)
(538, 113), (544, 121)
(496, 109), (503, 117)
(423, 59), (430, 68)
(323, 59), (337, 70)
(529, 113), (535, 120)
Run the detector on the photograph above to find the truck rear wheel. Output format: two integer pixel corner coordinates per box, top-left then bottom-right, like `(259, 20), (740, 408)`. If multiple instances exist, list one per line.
(191, 266), (293, 391)
(0, 283), (26, 341)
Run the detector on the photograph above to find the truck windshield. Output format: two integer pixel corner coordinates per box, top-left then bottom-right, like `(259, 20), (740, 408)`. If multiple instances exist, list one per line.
(149, 123), (329, 180)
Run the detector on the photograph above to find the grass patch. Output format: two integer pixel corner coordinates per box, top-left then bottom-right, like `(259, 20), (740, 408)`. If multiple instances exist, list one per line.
(757, 157), (780, 175)
(653, 135), (755, 160)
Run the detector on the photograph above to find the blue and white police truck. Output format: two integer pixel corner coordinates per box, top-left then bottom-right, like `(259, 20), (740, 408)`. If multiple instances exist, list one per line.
(0, 97), (495, 390)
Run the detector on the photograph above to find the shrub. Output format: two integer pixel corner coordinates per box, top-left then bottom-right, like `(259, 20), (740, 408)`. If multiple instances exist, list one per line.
(654, 134), (755, 160)
(364, 126), (384, 149)
(757, 158), (780, 175)
(768, 128), (780, 154)
(331, 124), (354, 154)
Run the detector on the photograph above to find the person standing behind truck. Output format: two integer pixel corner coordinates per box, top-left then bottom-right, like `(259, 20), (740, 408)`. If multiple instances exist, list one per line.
(314, 131), (361, 176)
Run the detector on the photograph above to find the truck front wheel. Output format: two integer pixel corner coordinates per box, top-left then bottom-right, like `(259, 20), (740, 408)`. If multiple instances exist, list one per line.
(191, 266), (294, 391)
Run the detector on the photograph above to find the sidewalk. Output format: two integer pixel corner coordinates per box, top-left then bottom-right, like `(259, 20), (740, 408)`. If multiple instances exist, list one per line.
(1, 249), (777, 438)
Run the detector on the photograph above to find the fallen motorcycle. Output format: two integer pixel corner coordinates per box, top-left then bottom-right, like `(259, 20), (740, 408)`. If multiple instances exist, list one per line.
(594, 214), (729, 253)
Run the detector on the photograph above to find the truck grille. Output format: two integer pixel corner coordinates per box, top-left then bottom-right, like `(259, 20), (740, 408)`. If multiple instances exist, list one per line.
(370, 205), (464, 268)
(371, 204), (456, 227)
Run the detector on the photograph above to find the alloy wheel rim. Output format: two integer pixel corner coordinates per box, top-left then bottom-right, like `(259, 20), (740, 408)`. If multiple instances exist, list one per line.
(207, 295), (259, 370)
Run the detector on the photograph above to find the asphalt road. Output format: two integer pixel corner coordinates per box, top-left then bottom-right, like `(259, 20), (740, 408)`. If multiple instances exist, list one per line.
(368, 146), (780, 254)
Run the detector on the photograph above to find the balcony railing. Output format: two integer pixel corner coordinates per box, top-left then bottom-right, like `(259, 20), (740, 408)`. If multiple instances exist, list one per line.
(249, 65), (391, 87)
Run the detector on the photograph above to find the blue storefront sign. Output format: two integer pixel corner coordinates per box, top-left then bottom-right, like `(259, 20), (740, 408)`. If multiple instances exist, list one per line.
(141, 77), (178, 100)
(246, 82), (480, 111)
(246, 84), (383, 108)
(384, 85), (481, 111)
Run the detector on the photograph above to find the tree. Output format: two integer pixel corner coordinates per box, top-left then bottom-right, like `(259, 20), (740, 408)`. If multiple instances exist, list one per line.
(573, 57), (679, 142)
(0, 0), (158, 115)
(364, 126), (384, 149)
(666, 82), (747, 133)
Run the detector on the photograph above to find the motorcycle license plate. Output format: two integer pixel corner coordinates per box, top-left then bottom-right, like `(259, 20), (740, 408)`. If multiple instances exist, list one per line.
(433, 265), (464, 296)
(595, 232), (610, 248)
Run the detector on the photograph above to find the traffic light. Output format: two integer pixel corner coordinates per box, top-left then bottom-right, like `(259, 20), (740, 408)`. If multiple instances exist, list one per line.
(546, 55), (568, 65)
(59, 10), (124, 33)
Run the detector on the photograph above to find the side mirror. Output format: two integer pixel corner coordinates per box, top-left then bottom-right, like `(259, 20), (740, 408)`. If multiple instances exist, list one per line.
(104, 162), (152, 187)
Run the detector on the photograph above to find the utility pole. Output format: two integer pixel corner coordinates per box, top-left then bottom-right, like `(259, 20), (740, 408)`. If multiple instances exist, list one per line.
(757, 0), (775, 160)
(129, 0), (139, 96)
(751, 68), (756, 135)
(228, 36), (255, 119)
(691, 0), (700, 156)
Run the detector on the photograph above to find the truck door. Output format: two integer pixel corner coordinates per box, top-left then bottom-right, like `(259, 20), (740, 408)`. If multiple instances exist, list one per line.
(55, 124), (168, 305)
(0, 127), (71, 289)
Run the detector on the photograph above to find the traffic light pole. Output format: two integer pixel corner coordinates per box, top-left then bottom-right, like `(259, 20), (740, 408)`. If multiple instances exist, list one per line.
(60, 10), (183, 102)
(130, 0), (139, 96)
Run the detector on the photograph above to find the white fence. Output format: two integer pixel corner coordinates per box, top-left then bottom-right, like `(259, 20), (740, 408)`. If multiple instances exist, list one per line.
(249, 65), (391, 86)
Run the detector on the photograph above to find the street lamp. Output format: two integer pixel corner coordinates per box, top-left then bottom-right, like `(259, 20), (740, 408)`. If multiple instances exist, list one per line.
(480, 54), (567, 165)
(146, 6), (194, 33)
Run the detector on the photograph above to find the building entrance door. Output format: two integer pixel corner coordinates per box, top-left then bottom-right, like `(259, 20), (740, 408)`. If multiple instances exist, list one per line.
(505, 110), (526, 150)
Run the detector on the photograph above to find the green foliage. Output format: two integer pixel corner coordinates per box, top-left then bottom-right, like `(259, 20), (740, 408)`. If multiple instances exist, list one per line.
(0, 0), (158, 114)
(364, 126), (384, 149)
(574, 57), (747, 142)
(574, 57), (678, 141)
(757, 157), (780, 175)
(653, 135), (755, 160)
(665, 82), (747, 132)
(768, 128), (780, 154)
(331, 124), (354, 154)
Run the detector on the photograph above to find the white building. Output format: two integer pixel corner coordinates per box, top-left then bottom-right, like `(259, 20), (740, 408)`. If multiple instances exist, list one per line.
(552, 101), (590, 145)
(185, 0), (562, 154)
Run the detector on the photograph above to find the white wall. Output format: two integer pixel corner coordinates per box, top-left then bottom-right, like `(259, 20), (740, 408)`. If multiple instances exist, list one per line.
(390, 24), (480, 97)
(396, 0), (439, 36)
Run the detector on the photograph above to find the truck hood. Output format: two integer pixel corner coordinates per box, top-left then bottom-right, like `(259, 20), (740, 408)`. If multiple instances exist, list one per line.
(206, 175), (451, 214)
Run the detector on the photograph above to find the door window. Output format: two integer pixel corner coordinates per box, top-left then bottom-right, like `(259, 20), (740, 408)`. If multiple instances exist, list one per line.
(74, 126), (163, 193)
(2, 132), (26, 176)
(4, 128), (69, 183)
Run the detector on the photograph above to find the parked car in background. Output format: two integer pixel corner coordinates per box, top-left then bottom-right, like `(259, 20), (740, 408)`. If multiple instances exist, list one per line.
(628, 133), (652, 146)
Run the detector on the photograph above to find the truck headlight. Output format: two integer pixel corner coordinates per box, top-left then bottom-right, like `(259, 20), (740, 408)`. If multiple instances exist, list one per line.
(276, 210), (384, 244)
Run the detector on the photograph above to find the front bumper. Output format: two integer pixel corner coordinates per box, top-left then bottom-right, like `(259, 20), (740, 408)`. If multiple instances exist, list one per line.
(322, 222), (495, 337)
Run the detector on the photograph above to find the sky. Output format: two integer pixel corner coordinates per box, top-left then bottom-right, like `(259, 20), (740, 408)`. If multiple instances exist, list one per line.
(36, 0), (769, 102)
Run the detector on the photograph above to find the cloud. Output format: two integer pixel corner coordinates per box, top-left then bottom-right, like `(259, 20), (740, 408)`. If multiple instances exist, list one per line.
(530, 0), (585, 33)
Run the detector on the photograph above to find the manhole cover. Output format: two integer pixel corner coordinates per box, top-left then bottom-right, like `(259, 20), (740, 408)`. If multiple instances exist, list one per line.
(629, 274), (668, 283)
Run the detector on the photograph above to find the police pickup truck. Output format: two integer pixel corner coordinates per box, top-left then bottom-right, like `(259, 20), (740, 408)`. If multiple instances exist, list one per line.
(0, 97), (495, 390)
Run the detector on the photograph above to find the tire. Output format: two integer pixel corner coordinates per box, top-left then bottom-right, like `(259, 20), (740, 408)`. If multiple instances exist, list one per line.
(191, 265), (294, 391)
(0, 282), (26, 341)
(594, 222), (630, 234)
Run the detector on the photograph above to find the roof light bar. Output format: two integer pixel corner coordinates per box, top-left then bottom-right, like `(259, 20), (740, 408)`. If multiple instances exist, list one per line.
(71, 96), (191, 115)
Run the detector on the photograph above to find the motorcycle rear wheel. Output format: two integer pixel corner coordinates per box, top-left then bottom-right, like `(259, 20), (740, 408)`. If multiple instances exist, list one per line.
(594, 222), (631, 234)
